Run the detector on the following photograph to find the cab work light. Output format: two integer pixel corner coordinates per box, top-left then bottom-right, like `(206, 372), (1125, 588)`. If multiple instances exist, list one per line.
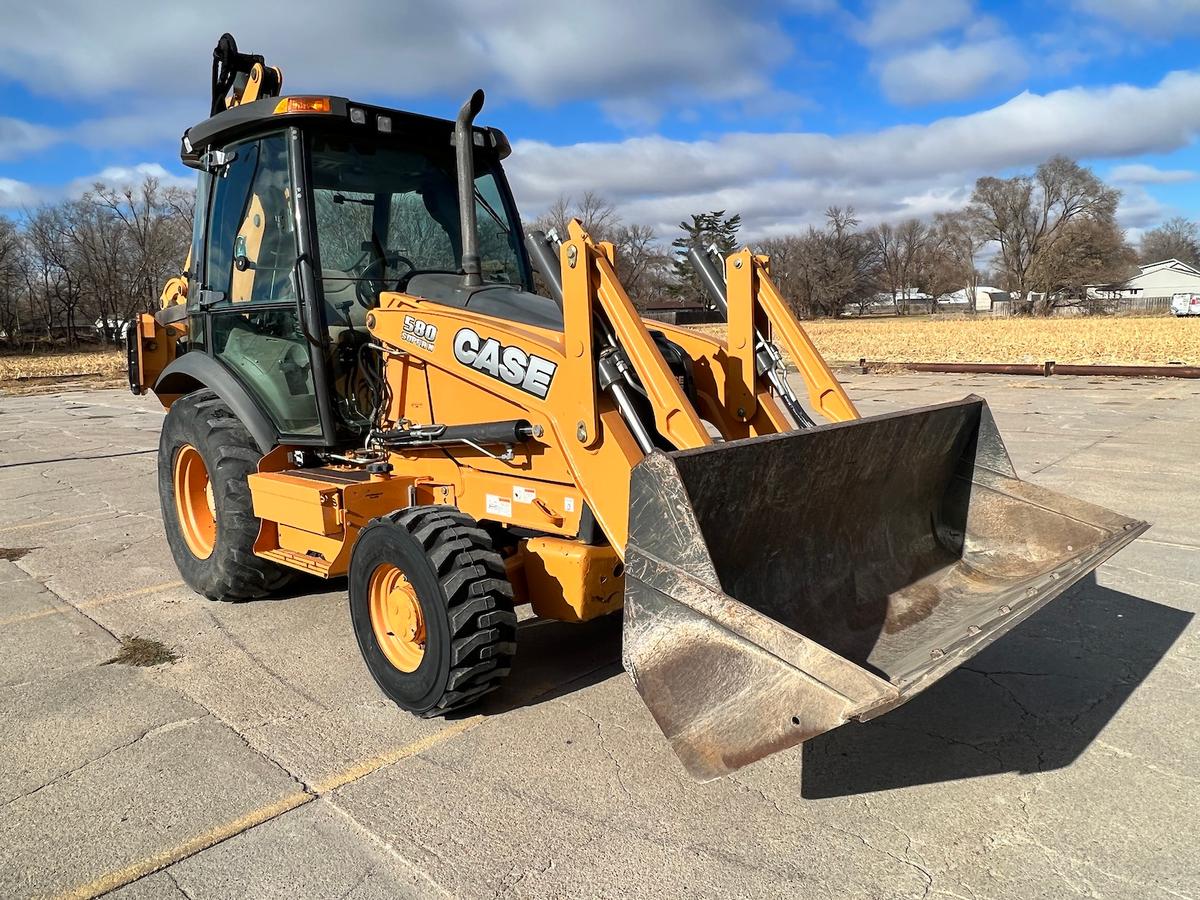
(273, 96), (332, 114)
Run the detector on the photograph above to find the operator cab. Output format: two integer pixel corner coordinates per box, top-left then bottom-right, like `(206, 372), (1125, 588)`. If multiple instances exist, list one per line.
(178, 87), (558, 447)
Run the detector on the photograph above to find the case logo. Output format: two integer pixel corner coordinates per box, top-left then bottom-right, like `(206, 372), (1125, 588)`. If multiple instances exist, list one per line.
(453, 327), (557, 399)
(401, 315), (438, 351)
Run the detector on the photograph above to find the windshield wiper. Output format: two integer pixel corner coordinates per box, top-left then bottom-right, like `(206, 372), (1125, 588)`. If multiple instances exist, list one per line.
(332, 193), (373, 207)
(473, 188), (510, 235)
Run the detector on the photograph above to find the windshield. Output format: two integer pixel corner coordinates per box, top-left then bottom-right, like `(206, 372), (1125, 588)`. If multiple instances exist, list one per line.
(309, 132), (525, 319)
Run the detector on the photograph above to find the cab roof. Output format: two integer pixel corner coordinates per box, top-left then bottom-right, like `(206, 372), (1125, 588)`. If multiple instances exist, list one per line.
(180, 95), (511, 169)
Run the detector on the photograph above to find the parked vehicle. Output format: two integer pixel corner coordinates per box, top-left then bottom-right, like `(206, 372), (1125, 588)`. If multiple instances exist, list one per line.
(1172, 293), (1200, 316)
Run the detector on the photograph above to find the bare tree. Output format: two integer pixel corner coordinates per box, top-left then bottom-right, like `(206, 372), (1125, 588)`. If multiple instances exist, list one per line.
(611, 222), (672, 305)
(969, 155), (1119, 313)
(867, 222), (901, 312)
(532, 192), (671, 310)
(767, 208), (878, 318)
(1139, 217), (1200, 267)
(1, 174), (194, 348)
(0, 216), (22, 340)
(934, 210), (984, 313)
(1030, 218), (1138, 309)
(532, 191), (620, 243)
(867, 218), (928, 314)
(24, 206), (86, 346)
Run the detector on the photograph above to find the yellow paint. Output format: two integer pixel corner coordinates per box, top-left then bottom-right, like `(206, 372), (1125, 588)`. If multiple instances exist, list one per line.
(51, 790), (313, 900)
(727, 247), (860, 423)
(132, 312), (183, 394)
(230, 194), (265, 302)
(54, 719), (479, 900)
(310, 716), (479, 793)
(367, 563), (426, 673)
(0, 512), (113, 534)
(0, 580), (186, 628)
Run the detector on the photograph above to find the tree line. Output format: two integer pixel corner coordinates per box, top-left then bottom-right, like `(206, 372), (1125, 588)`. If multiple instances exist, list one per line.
(3, 154), (1195, 350)
(537, 155), (1196, 318)
(0, 178), (194, 348)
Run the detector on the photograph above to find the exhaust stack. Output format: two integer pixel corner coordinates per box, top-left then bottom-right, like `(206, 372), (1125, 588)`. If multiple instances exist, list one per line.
(455, 89), (486, 288)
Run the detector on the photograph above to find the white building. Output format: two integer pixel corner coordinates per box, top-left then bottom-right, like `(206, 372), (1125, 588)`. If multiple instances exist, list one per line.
(941, 285), (1008, 311)
(1090, 258), (1200, 299)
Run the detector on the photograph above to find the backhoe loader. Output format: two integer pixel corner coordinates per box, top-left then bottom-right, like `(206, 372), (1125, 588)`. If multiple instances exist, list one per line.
(129, 35), (1147, 780)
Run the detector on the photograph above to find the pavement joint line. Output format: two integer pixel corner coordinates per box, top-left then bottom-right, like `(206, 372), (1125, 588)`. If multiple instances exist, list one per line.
(54, 717), (482, 900)
(0, 580), (186, 628)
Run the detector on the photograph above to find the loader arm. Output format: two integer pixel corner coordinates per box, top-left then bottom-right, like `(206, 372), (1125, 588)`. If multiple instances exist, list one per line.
(724, 248), (859, 424)
(561, 221), (713, 452)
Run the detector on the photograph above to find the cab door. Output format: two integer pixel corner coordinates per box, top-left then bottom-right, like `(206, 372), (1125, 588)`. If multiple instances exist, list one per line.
(198, 132), (326, 439)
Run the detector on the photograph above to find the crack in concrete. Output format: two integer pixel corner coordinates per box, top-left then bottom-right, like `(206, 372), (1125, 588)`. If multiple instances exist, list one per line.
(559, 701), (632, 803)
(202, 608), (330, 712)
(321, 799), (455, 899)
(3, 715), (206, 809)
(164, 868), (197, 900)
(824, 820), (934, 899)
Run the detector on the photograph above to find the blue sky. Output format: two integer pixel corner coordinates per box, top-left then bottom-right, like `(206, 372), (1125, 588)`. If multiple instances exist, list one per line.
(2, 0), (1199, 240)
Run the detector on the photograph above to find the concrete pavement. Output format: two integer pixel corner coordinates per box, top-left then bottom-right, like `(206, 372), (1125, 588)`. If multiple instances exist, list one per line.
(0, 372), (1197, 899)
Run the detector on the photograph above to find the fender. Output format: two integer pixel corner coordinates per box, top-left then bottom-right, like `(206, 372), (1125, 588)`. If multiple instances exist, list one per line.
(154, 353), (280, 454)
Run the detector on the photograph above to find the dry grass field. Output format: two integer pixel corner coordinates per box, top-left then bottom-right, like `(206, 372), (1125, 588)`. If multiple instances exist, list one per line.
(0, 349), (125, 393)
(1, 315), (1196, 395)
(700, 315), (1200, 367)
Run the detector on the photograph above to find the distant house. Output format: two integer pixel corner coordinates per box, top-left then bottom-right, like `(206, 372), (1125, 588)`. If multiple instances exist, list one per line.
(1090, 259), (1200, 299)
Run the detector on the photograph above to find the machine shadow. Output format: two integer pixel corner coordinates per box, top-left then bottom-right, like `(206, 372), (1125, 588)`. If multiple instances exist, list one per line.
(476, 612), (625, 714)
(800, 573), (1190, 798)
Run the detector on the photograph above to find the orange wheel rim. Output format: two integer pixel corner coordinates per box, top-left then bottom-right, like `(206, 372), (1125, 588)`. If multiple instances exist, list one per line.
(368, 564), (426, 672)
(173, 443), (216, 560)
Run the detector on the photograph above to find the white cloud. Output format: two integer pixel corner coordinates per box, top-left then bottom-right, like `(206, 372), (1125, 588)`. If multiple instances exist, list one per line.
(0, 0), (792, 126)
(506, 69), (1200, 238)
(1115, 185), (1171, 227)
(0, 178), (40, 209)
(857, 0), (973, 46)
(1109, 162), (1197, 183)
(66, 163), (194, 198)
(0, 163), (194, 211)
(0, 117), (59, 161)
(876, 38), (1028, 104)
(1076, 0), (1200, 36)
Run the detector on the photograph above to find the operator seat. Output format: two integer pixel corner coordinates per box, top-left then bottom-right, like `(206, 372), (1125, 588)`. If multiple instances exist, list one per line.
(322, 270), (368, 332)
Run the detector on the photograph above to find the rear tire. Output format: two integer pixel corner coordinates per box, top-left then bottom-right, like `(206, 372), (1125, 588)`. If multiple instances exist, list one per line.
(349, 506), (517, 716)
(159, 390), (296, 600)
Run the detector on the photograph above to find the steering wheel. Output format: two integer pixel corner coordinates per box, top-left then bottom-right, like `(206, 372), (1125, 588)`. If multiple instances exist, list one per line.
(353, 249), (417, 310)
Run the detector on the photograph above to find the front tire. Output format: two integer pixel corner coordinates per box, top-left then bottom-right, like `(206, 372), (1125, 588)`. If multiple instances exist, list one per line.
(349, 506), (517, 716)
(159, 390), (295, 600)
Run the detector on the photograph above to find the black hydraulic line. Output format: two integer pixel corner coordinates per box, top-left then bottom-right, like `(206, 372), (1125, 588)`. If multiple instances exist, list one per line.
(374, 419), (539, 448)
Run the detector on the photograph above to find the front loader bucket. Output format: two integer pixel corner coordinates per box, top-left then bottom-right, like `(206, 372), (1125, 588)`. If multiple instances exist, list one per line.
(622, 396), (1148, 781)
